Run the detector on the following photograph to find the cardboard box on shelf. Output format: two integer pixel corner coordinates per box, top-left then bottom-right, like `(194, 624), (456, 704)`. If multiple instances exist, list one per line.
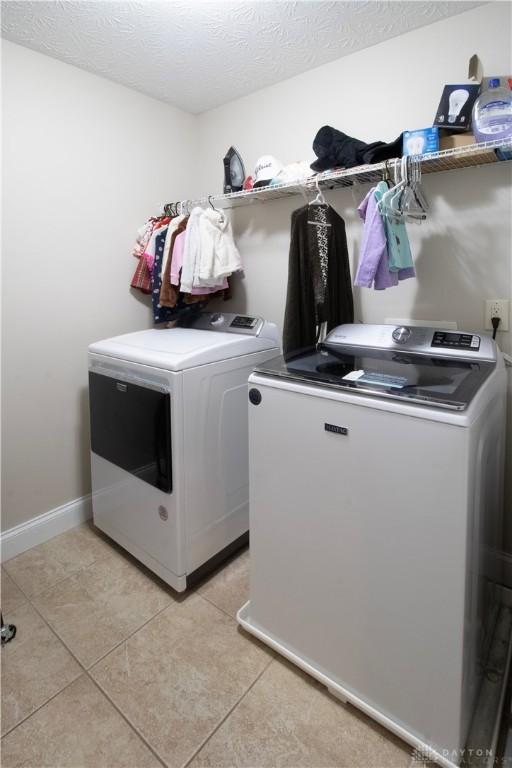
(439, 133), (476, 150)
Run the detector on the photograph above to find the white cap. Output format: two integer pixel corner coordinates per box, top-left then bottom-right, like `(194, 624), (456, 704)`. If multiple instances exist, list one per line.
(254, 155), (284, 187)
(270, 160), (314, 186)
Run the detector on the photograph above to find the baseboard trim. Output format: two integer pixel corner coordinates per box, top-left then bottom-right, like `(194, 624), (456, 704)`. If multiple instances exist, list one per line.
(0, 494), (92, 562)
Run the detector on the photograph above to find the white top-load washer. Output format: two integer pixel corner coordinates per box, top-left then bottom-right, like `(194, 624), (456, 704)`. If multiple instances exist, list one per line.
(238, 323), (507, 768)
(88, 312), (279, 592)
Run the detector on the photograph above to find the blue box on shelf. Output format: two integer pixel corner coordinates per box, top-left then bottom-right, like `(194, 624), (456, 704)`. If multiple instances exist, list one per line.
(403, 127), (440, 156)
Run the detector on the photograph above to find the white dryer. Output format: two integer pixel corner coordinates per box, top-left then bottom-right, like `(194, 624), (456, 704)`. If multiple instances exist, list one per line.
(239, 323), (507, 768)
(88, 312), (279, 591)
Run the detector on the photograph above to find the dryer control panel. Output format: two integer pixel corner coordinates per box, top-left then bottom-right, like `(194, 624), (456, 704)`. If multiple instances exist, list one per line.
(182, 312), (265, 336)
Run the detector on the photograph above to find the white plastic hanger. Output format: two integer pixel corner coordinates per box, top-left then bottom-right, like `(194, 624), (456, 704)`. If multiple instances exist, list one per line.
(307, 177), (331, 227)
(310, 176), (327, 206)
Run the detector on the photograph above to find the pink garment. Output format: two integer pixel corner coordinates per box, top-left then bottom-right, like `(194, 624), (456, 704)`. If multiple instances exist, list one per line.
(142, 224), (170, 275)
(170, 230), (228, 293)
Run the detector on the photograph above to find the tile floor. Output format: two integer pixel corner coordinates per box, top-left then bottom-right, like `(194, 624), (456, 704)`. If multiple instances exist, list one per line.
(1, 523), (417, 768)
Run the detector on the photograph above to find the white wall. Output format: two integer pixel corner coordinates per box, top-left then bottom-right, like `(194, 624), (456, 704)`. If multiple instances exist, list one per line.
(1, 40), (197, 531)
(197, 3), (512, 542)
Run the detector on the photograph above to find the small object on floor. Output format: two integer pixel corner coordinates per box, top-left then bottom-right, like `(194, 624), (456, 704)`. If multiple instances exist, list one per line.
(1, 612), (17, 645)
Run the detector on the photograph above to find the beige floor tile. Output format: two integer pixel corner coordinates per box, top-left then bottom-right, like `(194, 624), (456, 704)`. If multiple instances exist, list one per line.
(1, 567), (27, 613)
(198, 548), (249, 618)
(1, 602), (81, 736)
(33, 548), (173, 668)
(91, 594), (272, 768)
(0, 675), (162, 768)
(191, 658), (413, 768)
(3, 523), (113, 598)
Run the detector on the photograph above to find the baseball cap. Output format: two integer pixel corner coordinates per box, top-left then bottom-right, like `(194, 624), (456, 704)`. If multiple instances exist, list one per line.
(254, 155), (284, 188)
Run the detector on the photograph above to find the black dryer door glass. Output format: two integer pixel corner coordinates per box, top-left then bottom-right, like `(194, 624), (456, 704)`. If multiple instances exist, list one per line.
(89, 372), (172, 493)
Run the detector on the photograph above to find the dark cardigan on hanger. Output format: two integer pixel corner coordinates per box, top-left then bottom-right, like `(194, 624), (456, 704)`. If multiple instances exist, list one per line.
(283, 205), (354, 358)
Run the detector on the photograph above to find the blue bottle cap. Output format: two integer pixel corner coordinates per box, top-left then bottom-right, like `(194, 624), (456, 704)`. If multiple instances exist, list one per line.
(488, 78), (500, 88)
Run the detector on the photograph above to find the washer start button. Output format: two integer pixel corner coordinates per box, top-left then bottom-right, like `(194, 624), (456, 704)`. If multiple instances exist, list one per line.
(392, 326), (412, 344)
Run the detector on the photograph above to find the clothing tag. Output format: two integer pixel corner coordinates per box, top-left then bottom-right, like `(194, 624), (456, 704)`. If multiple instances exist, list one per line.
(343, 370), (365, 381)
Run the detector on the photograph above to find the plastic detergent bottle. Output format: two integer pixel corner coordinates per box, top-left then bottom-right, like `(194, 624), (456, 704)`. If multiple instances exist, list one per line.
(472, 78), (512, 142)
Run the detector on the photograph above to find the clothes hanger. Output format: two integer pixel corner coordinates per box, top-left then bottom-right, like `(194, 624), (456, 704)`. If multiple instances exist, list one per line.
(411, 156), (429, 212)
(379, 158), (404, 220)
(208, 195), (225, 223)
(400, 157), (428, 221)
(382, 160), (392, 189)
(395, 156), (412, 214)
(307, 177), (332, 227)
(310, 176), (327, 206)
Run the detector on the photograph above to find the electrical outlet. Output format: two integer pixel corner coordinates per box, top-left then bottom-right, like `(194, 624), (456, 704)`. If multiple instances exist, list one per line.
(485, 299), (509, 331)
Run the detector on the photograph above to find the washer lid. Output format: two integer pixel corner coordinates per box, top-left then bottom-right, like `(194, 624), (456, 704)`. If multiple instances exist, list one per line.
(254, 343), (496, 411)
(88, 327), (278, 370)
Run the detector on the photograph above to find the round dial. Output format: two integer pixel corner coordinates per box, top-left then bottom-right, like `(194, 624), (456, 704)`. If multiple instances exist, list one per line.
(210, 313), (224, 326)
(392, 326), (412, 344)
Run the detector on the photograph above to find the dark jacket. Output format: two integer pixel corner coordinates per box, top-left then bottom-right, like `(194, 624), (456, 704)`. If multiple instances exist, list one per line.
(310, 125), (403, 172)
(283, 205), (354, 358)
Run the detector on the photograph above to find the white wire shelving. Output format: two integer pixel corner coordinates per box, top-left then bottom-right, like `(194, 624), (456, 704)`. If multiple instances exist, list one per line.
(182, 139), (512, 211)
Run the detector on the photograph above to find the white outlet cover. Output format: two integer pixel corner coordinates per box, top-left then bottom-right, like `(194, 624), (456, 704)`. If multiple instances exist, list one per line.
(484, 300), (509, 331)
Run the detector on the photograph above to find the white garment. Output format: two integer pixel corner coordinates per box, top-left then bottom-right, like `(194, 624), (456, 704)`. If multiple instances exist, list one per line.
(194, 209), (242, 287)
(179, 208), (203, 294)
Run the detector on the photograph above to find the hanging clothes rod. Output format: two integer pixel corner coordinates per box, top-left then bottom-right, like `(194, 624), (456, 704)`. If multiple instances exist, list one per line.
(160, 139), (511, 213)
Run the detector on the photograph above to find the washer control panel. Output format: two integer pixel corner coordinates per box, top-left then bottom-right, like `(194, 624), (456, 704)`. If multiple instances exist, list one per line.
(431, 331), (480, 350)
(392, 326), (412, 344)
(324, 324), (496, 362)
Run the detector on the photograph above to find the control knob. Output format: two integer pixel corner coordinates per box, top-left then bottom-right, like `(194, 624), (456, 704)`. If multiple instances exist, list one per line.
(210, 313), (224, 326)
(392, 326), (412, 344)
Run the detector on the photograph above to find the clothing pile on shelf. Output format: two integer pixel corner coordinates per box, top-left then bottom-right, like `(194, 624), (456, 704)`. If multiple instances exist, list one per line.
(131, 207), (242, 323)
(310, 125), (403, 172)
(354, 181), (415, 291)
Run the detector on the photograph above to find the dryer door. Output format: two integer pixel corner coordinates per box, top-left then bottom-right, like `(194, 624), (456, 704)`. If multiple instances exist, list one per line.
(89, 371), (172, 493)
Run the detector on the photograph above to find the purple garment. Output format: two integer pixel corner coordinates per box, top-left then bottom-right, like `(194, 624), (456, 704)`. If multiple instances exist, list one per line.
(354, 188), (414, 290)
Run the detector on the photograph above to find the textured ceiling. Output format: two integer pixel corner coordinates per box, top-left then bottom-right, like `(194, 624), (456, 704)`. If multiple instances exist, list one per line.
(1, 1), (483, 114)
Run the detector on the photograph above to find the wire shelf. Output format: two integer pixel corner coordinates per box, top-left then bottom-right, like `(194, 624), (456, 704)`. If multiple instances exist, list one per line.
(185, 139), (512, 211)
